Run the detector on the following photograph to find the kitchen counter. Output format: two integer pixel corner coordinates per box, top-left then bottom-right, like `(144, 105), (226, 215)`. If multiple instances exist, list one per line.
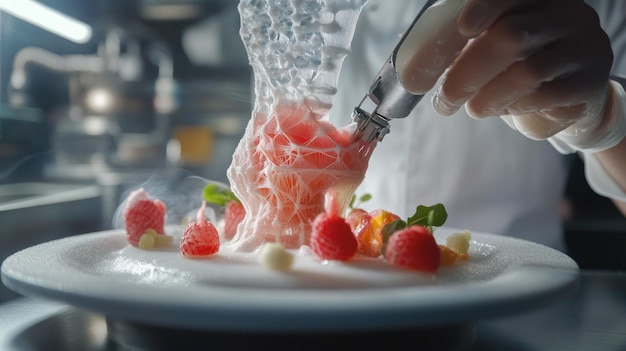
(473, 270), (626, 350)
(0, 270), (624, 351)
(0, 182), (102, 302)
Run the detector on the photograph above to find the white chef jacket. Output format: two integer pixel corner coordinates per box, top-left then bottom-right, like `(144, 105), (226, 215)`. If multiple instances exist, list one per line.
(330, 0), (626, 250)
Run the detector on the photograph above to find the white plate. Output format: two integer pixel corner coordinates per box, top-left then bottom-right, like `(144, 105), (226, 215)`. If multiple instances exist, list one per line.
(1, 228), (579, 332)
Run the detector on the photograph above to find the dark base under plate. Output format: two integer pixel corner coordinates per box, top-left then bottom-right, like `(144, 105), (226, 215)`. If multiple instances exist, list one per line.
(106, 318), (477, 351)
(9, 307), (477, 351)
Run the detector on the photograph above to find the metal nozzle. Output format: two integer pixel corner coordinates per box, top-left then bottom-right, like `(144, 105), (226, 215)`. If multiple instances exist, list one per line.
(352, 54), (424, 142)
(352, 106), (390, 142)
(352, 0), (440, 142)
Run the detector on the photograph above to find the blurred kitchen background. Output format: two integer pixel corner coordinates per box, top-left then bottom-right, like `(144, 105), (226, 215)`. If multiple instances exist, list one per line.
(0, 0), (624, 303)
(0, 0), (252, 301)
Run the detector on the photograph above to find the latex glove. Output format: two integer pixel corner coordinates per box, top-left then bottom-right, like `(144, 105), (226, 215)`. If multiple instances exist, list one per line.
(428, 0), (615, 142)
(547, 79), (626, 153)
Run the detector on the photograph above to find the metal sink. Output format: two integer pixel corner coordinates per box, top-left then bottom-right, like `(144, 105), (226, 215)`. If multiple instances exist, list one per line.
(0, 182), (103, 302)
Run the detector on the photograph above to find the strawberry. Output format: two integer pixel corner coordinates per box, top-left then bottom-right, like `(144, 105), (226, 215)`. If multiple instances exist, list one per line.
(180, 201), (220, 257)
(311, 191), (358, 261)
(123, 188), (167, 247)
(224, 200), (246, 240)
(384, 225), (440, 273)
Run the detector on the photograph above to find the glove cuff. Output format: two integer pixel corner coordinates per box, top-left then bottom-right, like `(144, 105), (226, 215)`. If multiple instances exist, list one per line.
(548, 80), (626, 154)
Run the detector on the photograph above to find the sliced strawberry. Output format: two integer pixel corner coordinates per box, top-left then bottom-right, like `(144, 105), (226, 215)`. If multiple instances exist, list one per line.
(384, 225), (440, 273)
(224, 201), (246, 240)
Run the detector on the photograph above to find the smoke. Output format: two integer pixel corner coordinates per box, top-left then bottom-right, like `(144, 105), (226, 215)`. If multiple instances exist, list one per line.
(110, 168), (229, 231)
(1, 151), (229, 235)
(0, 150), (54, 182)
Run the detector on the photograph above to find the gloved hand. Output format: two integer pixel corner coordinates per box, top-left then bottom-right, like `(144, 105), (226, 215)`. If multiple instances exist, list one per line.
(421, 0), (622, 151)
(546, 80), (626, 153)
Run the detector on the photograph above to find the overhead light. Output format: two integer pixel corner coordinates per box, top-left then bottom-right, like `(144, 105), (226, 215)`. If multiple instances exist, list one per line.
(85, 88), (114, 113)
(0, 0), (92, 44)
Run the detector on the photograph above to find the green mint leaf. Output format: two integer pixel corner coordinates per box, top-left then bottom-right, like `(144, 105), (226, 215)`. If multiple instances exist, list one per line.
(202, 183), (238, 207)
(359, 193), (372, 203)
(407, 203), (448, 228)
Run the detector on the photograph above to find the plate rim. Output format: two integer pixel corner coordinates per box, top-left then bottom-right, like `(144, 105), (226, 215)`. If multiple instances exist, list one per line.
(1, 229), (580, 331)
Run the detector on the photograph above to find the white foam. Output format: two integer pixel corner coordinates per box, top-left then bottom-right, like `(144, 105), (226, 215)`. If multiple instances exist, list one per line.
(225, 0), (375, 251)
(238, 0), (367, 112)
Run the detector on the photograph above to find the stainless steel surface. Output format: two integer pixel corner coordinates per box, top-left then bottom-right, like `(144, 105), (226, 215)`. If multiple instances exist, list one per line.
(352, 0), (437, 142)
(13, 29), (176, 179)
(0, 182), (100, 211)
(1, 271), (625, 350)
(0, 182), (102, 302)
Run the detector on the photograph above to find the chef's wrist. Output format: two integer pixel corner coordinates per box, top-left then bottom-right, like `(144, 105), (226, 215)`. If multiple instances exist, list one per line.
(548, 79), (626, 154)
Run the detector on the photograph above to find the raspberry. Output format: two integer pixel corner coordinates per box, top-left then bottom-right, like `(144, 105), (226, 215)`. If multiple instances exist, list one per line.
(180, 201), (220, 257)
(123, 189), (166, 247)
(310, 191), (357, 261)
(384, 225), (441, 273)
(311, 213), (358, 261)
(180, 221), (220, 257)
(224, 201), (246, 240)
